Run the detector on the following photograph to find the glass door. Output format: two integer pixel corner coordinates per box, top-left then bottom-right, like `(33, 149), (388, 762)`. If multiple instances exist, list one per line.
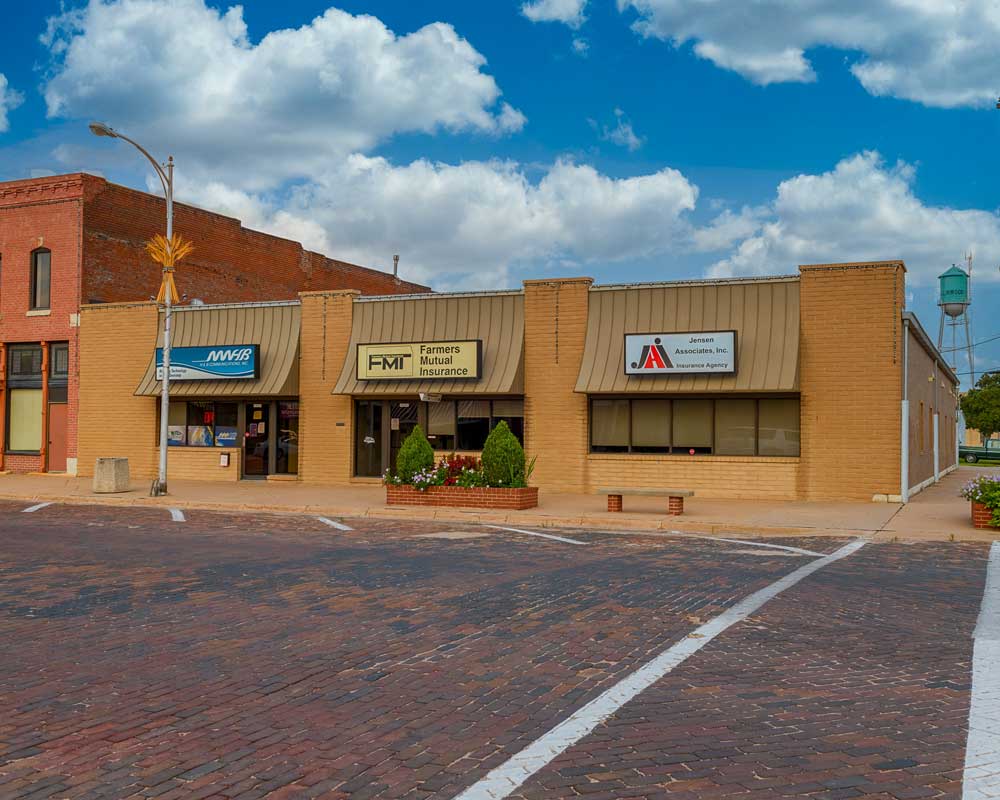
(244, 402), (269, 476)
(389, 402), (419, 473)
(355, 400), (383, 477)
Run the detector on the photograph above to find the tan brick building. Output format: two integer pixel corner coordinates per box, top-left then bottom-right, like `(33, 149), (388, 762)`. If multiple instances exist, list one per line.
(76, 260), (958, 501)
(0, 173), (427, 476)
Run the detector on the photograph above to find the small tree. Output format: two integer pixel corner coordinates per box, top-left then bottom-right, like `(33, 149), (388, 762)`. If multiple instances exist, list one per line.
(481, 421), (526, 487)
(395, 425), (435, 483)
(961, 372), (1000, 442)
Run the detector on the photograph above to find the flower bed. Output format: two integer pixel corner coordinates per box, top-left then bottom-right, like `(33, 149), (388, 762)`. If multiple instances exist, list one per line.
(383, 422), (538, 510)
(960, 474), (1000, 530)
(386, 484), (538, 510)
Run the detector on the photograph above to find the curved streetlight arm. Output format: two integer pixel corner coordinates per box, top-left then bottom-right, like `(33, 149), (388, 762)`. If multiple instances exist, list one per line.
(112, 131), (170, 197)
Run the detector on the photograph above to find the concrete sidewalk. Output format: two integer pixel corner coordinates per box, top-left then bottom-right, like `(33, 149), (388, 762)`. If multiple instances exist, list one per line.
(0, 467), (995, 542)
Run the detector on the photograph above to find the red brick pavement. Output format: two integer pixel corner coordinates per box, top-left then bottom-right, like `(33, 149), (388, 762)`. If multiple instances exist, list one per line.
(0, 502), (988, 799)
(511, 542), (989, 799)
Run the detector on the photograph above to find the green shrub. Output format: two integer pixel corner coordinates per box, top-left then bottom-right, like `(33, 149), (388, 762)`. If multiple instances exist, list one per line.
(481, 421), (527, 487)
(395, 425), (435, 483)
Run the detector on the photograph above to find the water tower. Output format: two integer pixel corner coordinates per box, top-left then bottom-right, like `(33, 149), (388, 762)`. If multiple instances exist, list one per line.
(937, 260), (974, 385)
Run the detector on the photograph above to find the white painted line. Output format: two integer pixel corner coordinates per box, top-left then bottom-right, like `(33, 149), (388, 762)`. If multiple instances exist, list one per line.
(666, 529), (825, 557)
(317, 516), (354, 531)
(21, 502), (53, 514)
(169, 508), (185, 523)
(453, 538), (867, 800)
(483, 525), (587, 546)
(963, 541), (1000, 800)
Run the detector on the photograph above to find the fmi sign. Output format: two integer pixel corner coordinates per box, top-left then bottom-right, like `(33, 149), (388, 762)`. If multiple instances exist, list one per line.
(624, 331), (736, 375)
(357, 340), (482, 381)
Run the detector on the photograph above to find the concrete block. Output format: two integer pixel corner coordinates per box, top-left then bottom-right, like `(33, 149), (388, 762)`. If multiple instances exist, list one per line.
(93, 458), (130, 493)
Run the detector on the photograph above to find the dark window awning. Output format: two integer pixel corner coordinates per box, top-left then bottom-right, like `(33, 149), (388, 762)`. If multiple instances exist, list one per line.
(135, 302), (300, 397)
(333, 292), (524, 396)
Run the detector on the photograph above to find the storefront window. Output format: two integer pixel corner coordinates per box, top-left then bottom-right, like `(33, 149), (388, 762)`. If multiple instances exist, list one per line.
(278, 401), (299, 474)
(427, 401), (456, 450)
(673, 399), (713, 454)
(758, 398), (800, 457)
(631, 398), (670, 453)
(457, 400), (490, 450)
(492, 399), (524, 443)
(165, 400), (239, 447)
(715, 399), (755, 456)
(9, 389), (42, 451)
(591, 398), (630, 453)
(590, 397), (800, 456)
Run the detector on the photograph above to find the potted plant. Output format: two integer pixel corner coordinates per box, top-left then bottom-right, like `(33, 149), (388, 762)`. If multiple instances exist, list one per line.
(384, 423), (538, 510)
(960, 473), (1000, 529)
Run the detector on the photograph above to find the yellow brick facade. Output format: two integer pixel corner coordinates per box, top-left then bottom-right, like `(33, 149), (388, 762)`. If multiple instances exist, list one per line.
(298, 291), (357, 484)
(77, 302), (159, 480)
(75, 262), (960, 501)
(798, 262), (906, 500)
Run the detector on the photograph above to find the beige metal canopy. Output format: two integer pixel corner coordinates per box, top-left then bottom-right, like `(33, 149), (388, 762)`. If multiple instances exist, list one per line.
(136, 301), (300, 397)
(333, 291), (524, 395)
(576, 277), (800, 393)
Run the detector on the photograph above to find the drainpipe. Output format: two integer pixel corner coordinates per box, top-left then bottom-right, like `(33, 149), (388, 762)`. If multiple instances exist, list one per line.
(900, 318), (910, 503)
(933, 359), (940, 483)
(40, 342), (50, 473)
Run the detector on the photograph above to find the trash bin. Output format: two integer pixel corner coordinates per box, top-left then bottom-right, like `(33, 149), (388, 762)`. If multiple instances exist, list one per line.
(93, 457), (130, 493)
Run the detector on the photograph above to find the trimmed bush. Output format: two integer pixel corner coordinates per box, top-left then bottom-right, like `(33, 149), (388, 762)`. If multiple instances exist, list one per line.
(395, 425), (435, 483)
(482, 421), (527, 487)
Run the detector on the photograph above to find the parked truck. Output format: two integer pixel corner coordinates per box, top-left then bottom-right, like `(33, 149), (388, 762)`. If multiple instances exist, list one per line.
(959, 438), (1000, 463)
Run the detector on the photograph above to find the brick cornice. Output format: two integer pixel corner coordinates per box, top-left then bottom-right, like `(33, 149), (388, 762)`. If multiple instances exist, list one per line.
(0, 175), (88, 207)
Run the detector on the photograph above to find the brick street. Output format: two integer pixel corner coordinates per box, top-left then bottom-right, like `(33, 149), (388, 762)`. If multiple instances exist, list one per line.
(0, 501), (994, 799)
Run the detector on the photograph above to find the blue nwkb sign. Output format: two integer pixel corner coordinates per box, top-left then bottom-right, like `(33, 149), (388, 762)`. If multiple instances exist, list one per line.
(156, 344), (259, 381)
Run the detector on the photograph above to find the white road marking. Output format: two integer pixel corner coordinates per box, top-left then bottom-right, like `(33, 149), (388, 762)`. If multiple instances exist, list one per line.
(483, 525), (587, 546)
(169, 508), (185, 522)
(453, 538), (867, 800)
(21, 502), (53, 514)
(317, 516), (354, 531)
(666, 530), (825, 557)
(963, 541), (1000, 800)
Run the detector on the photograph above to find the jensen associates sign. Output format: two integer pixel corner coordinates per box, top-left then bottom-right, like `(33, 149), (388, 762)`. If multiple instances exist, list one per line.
(357, 340), (482, 381)
(624, 331), (736, 375)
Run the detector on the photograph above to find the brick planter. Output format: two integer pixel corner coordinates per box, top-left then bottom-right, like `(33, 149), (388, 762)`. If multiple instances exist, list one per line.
(972, 501), (994, 529)
(386, 484), (538, 510)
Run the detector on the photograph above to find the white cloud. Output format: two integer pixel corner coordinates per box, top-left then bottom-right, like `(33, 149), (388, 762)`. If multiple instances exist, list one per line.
(42, 0), (524, 190)
(572, 37), (590, 55)
(709, 151), (1000, 285)
(521, 0), (588, 29)
(596, 107), (644, 151)
(184, 155), (698, 289)
(617, 0), (1000, 107)
(0, 75), (24, 132)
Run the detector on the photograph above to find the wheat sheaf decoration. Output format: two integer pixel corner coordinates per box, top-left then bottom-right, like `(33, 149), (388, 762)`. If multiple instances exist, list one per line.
(145, 233), (194, 305)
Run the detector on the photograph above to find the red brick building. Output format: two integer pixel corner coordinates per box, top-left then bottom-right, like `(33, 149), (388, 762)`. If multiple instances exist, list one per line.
(0, 172), (428, 475)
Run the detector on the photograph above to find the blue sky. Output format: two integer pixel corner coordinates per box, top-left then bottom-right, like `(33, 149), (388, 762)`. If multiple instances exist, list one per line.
(2, 0), (1000, 383)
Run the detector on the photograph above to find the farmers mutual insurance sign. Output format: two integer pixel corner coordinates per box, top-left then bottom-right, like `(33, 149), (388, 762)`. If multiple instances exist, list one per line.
(156, 345), (259, 381)
(357, 340), (482, 381)
(624, 331), (736, 375)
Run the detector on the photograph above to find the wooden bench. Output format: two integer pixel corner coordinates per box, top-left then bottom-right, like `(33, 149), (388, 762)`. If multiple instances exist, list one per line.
(597, 487), (695, 516)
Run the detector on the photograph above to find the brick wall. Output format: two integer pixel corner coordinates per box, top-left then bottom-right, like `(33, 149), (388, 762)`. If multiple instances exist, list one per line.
(79, 175), (428, 305)
(587, 455), (801, 500)
(798, 262), (905, 500)
(522, 278), (593, 493)
(77, 302), (159, 479)
(906, 325), (959, 490)
(0, 176), (84, 473)
(153, 447), (241, 482)
(299, 291), (357, 484)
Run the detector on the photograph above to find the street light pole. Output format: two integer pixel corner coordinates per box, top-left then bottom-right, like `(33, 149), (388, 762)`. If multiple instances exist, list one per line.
(89, 122), (174, 495)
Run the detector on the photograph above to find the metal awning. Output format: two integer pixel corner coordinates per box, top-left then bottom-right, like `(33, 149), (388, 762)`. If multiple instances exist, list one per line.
(136, 302), (300, 397)
(333, 291), (524, 395)
(575, 278), (800, 393)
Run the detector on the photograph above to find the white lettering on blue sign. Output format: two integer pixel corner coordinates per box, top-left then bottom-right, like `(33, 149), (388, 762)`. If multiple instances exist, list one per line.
(156, 344), (259, 381)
